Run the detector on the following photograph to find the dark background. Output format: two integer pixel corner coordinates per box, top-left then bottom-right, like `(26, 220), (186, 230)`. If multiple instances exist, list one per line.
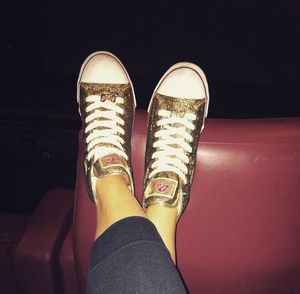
(2, 1), (300, 213)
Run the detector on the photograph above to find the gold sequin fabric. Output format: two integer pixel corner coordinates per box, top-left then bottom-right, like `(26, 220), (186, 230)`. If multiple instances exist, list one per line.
(143, 93), (207, 219)
(79, 82), (135, 202)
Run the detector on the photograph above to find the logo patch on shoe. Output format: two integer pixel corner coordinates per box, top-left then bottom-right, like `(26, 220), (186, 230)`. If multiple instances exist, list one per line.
(100, 154), (126, 168)
(100, 92), (117, 103)
(145, 177), (178, 199)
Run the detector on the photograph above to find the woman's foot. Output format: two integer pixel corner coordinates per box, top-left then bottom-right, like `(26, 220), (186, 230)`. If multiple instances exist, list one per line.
(143, 62), (209, 261)
(143, 62), (209, 221)
(77, 51), (136, 203)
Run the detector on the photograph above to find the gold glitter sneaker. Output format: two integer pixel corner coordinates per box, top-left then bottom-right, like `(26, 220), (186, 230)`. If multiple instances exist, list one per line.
(77, 51), (136, 203)
(143, 62), (209, 221)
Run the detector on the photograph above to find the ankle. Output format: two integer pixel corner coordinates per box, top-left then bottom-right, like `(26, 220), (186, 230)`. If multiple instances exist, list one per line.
(96, 175), (130, 198)
(146, 205), (178, 225)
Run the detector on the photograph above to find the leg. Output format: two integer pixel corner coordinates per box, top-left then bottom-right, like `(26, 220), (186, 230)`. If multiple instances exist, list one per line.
(145, 206), (177, 262)
(91, 175), (186, 293)
(78, 52), (187, 293)
(77, 52), (193, 293)
(95, 175), (147, 238)
(88, 216), (187, 294)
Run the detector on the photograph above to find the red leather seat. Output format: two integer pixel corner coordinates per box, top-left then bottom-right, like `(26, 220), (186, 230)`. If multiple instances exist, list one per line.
(72, 110), (300, 293)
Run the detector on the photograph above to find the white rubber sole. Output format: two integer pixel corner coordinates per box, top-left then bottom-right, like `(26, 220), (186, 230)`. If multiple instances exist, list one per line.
(148, 62), (210, 119)
(77, 51), (137, 108)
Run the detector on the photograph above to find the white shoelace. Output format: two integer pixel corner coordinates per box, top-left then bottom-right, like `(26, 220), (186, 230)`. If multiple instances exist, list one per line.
(84, 95), (127, 162)
(149, 109), (196, 184)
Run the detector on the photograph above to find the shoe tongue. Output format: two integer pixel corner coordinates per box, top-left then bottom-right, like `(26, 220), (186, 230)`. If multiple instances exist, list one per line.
(145, 172), (179, 200)
(93, 153), (130, 184)
(80, 82), (128, 98)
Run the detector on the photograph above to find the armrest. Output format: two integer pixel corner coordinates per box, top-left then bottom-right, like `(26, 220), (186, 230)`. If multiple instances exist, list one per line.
(0, 212), (29, 293)
(13, 188), (74, 294)
(59, 226), (79, 294)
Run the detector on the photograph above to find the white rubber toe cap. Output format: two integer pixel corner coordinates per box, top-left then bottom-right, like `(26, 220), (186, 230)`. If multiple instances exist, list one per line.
(157, 65), (206, 100)
(79, 52), (129, 84)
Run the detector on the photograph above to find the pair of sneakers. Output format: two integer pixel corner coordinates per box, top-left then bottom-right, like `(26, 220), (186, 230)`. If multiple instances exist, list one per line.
(77, 51), (209, 221)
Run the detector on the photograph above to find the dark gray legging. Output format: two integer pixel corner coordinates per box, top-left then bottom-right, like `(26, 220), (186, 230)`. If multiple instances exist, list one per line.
(87, 216), (187, 293)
